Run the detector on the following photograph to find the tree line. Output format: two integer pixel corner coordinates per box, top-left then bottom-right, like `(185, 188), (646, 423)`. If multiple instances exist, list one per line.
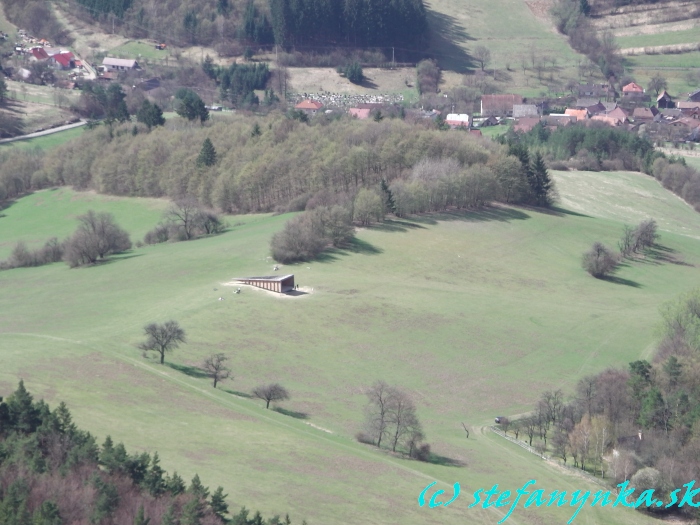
(0, 381), (305, 524)
(202, 60), (271, 107)
(497, 288), (700, 519)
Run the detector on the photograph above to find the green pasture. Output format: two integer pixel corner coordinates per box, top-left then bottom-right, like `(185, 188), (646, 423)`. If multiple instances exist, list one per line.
(0, 126), (86, 151)
(424, 0), (581, 73)
(109, 40), (172, 61)
(625, 51), (700, 70)
(684, 155), (700, 171)
(2, 171), (700, 524)
(616, 27), (700, 50)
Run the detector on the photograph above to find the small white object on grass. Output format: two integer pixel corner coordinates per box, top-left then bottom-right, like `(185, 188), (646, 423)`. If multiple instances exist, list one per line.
(218, 297), (223, 301)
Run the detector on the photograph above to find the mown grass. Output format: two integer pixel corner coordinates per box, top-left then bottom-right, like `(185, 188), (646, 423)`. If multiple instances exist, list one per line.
(616, 27), (700, 49)
(625, 50), (700, 69)
(109, 40), (172, 61)
(0, 126), (86, 151)
(2, 174), (700, 524)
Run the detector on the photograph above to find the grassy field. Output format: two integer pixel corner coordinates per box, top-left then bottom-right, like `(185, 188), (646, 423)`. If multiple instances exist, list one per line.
(109, 40), (172, 61)
(2, 170), (700, 524)
(0, 126), (86, 151)
(617, 27), (700, 49)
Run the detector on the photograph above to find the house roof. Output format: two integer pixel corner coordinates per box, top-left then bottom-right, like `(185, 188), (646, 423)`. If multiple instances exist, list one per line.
(657, 90), (672, 101)
(103, 57), (138, 68)
(445, 113), (470, 124)
(677, 101), (700, 110)
(235, 275), (294, 282)
(565, 108), (588, 120)
(512, 104), (539, 118)
(349, 108), (371, 119)
(602, 102), (617, 112)
(30, 47), (49, 60)
(623, 82), (644, 93)
(295, 99), (323, 110)
(481, 94), (523, 111)
(542, 115), (576, 126)
(632, 107), (658, 119)
(469, 129), (482, 136)
(591, 115), (622, 126)
(52, 52), (74, 68)
(513, 117), (540, 132)
(605, 107), (628, 122)
(137, 78), (161, 91)
(575, 98), (600, 108)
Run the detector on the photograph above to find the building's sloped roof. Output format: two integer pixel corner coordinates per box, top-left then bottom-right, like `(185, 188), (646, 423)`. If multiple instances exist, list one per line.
(235, 275), (294, 282)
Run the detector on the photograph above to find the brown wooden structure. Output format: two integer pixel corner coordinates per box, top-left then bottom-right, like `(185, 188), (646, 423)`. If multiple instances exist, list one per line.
(235, 275), (295, 293)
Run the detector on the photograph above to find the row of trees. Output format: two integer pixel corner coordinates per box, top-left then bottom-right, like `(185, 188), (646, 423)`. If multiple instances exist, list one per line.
(359, 381), (429, 460)
(500, 289), (700, 518)
(138, 321), (292, 410)
(144, 198), (226, 245)
(202, 59), (270, 106)
(0, 381), (303, 524)
(0, 210), (132, 270)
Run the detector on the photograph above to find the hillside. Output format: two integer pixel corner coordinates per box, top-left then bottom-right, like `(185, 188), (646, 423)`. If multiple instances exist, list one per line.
(2, 166), (700, 523)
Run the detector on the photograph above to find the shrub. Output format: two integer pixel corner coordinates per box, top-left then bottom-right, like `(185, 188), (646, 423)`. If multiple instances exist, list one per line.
(355, 432), (374, 445)
(270, 213), (327, 263)
(353, 188), (384, 226)
(144, 224), (170, 245)
(1, 238), (64, 270)
(582, 242), (618, 278)
(63, 211), (131, 268)
(411, 443), (431, 462)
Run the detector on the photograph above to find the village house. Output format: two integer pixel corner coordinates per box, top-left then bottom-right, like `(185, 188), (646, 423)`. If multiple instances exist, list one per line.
(565, 108), (589, 121)
(512, 104), (540, 118)
(480, 94), (523, 117)
(605, 107), (629, 124)
(295, 99), (323, 115)
(657, 90), (674, 109)
(577, 83), (617, 101)
(623, 82), (644, 94)
(102, 57), (139, 72)
(444, 113), (470, 129)
(513, 117), (540, 133)
(50, 52), (75, 70)
(632, 107), (659, 121)
(590, 115), (623, 127)
(541, 114), (576, 127)
(688, 89), (700, 103)
(29, 47), (49, 62)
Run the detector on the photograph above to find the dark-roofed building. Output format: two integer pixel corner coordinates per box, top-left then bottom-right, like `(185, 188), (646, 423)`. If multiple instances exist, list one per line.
(632, 107), (659, 121)
(136, 78), (161, 92)
(657, 90), (674, 109)
(689, 89), (700, 102)
(481, 94), (523, 117)
(577, 83), (616, 100)
(235, 275), (295, 294)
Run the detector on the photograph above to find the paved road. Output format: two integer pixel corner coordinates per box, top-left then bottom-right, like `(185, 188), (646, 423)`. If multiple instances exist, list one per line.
(0, 120), (87, 145)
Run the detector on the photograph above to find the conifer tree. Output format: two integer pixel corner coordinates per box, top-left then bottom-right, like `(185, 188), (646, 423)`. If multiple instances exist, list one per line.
(530, 152), (554, 207)
(134, 504), (150, 525)
(210, 487), (229, 521)
(196, 138), (217, 167)
(380, 179), (396, 214)
(166, 472), (187, 496)
(188, 474), (209, 500)
(137, 100), (166, 130)
(160, 504), (176, 525)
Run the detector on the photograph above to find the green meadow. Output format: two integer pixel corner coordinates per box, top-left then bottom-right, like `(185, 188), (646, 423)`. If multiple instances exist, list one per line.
(2, 169), (700, 524)
(616, 27), (700, 49)
(0, 126), (86, 151)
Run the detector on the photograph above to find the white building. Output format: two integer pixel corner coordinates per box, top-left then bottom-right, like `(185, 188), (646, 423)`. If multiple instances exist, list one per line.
(102, 57), (139, 72)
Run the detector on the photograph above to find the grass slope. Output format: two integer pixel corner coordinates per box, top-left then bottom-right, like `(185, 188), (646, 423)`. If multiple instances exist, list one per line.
(0, 127), (86, 151)
(2, 173), (700, 524)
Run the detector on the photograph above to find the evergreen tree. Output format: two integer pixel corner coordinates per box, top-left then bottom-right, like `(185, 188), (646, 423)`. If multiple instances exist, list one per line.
(202, 55), (217, 81)
(663, 356), (682, 388)
(136, 100), (165, 129)
(32, 501), (62, 525)
(210, 487), (229, 521)
(373, 110), (383, 122)
(380, 179), (396, 214)
(143, 452), (166, 497)
(196, 138), (217, 167)
(134, 505), (150, 525)
(188, 474), (209, 500)
(180, 497), (204, 525)
(529, 152), (554, 207)
(6, 380), (40, 434)
(175, 89), (209, 124)
(0, 77), (7, 104)
(106, 84), (130, 123)
(166, 472), (186, 496)
(159, 505), (176, 525)
(251, 123), (262, 137)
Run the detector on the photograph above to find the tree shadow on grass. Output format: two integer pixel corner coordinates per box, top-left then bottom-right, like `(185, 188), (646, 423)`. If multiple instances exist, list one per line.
(368, 219), (427, 233)
(166, 362), (208, 379)
(273, 407), (308, 419)
(317, 237), (383, 262)
(600, 275), (642, 288)
(425, 453), (466, 467)
(222, 388), (253, 398)
(425, 10), (475, 73)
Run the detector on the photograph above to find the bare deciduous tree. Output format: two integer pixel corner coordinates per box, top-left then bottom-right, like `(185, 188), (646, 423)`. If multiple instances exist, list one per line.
(202, 353), (231, 388)
(252, 383), (289, 409)
(164, 198), (201, 240)
(582, 242), (618, 278)
(473, 46), (491, 72)
(619, 224), (636, 258)
(63, 210), (132, 268)
(139, 321), (186, 364)
(364, 381), (425, 454)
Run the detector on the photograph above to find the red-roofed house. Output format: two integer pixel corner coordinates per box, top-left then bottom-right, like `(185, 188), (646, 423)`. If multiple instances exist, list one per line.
(50, 52), (75, 70)
(513, 117), (540, 133)
(349, 108), (371, 120)
(623, 82), (644, 93)
(295, 100), (323, 115)
(564, 108), (588, 121)
(29, 47), (49, 62)
(605, 107), (628, 124)
(481, 94), (523, 117)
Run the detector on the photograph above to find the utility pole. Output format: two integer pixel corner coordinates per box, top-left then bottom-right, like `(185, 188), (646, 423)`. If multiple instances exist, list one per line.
(392, 47), (395, 68)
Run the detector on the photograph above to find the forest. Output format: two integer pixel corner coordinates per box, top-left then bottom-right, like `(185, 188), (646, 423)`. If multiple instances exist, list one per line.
(0, 381), (301, 524)
(62, 0), (428, 56)
(0, 115), (554, 215)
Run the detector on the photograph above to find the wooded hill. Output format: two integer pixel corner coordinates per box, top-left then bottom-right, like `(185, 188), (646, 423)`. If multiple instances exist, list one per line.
(0, 381), (301, 525)
(64, 0), (428, 55)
